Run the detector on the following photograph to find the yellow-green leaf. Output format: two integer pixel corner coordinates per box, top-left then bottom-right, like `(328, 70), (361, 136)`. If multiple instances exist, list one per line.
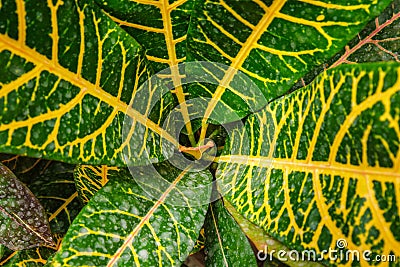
(217, 62), (400, 265)
(187, 0), (392, 130)
(74, 164), (123, 204)
(204, 199), (257, 266)
(50, 164), (212, 266)
(0, 0), (178, 166)
(0, 163), (54, 250)
(95, 0), (199, 145)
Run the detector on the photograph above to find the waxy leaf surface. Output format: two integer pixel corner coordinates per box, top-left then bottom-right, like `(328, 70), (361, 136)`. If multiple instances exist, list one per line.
(217, 62), (400, 264)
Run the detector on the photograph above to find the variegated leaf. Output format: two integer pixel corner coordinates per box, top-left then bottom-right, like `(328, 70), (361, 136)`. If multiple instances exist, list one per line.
(217, 62), (400, 265)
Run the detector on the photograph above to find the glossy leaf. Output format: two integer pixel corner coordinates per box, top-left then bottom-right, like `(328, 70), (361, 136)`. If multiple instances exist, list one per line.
(294, 0), (400, 91)
(0, 0), (177, 166)
(217, 62), (400, 263)
(191, 228), (205, 255)
(331, 0), (400, 67)
(0, 234), (62, 267)
(95, 0), (193, 72)
(204, 199), (256, 267)
(0, 160), (82, 266)
(95, 0), (198, 144)
(29, 169), (83, 234)
(50, 166), (212, 266)
(187, 0), (392, 124)
(0, 163), (54, 250)
(223, 199), (324, 267)
(74, 164), (124, 204)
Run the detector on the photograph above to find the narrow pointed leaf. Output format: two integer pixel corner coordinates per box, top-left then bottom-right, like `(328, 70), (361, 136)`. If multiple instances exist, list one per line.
(217, 62), (400, 263)
(0, 0), (178, 166)
(204, 199), (256, 267)
(50, 166), (212, 266)
(95, 0), (198, 142)
(223, 199), (324, 267)
(74, 164), (123, 204)
(0, 163), (54, 250)
(187, 0), (392, 122)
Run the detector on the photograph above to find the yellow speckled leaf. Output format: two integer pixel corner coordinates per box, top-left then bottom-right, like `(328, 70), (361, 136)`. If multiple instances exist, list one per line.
(217, 62), (400, 265)
(0, 0), (178, 166)
(74, 164), (124, 204)
(95, 0), (198, 145)
(187, 0), (392, 141)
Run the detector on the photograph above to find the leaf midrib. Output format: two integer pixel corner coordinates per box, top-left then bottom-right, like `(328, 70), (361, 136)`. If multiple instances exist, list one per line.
(0, 36), (179, 147)
(106, 165), (192, 266)
(218, 155), (400, 180)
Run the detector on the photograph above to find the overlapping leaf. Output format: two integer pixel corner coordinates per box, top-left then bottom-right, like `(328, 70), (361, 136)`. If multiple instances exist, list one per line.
(95, 0), (199, 145)
(294, 0), (400, 91)
(223, 198), (324, 267)
(50, 164), (212, 266)
(332, 0), (400, 67)
(204, 199), (256, 266)
(0, 234), (62, 267)
(74, 164), (124, 204)
(0, 163), (54, 250)
(29, 169), (83, 235)
(0, 0), (178, 166)
(186, 0), (392, 129)
(95, 0), (193, 72)
(217, 62), (400, 265)
(0, 157), (82, 265)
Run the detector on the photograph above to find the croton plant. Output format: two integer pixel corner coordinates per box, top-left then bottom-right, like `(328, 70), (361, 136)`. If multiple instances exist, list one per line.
(0, 0), (399, 266)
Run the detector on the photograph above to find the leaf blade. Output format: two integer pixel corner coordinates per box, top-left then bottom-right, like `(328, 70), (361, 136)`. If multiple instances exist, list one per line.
(51, 165), (212, 266)
(187, 0), (393, 124)
(217, 62), (400, 263)
(204, 199), (257, 267)
(0, 0), (178, 166)
(0, 163), (54, 250)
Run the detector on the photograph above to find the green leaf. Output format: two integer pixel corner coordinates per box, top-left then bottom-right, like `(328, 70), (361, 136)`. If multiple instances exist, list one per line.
(0, 0), (178, 166)
(95, 0), (199, 144)
(74, 164), (124, 204)
(95, 0), (194, 72)
(29, 168), (83, 234)
(217, 62), (400, 264)
(1, 246), (56, 267)
(0, 244), (4, 260)
(0, 234), (62, 267)
(204, 199), (256, 267)
(50, 165), (212, 266)
(186, 0), (392, 124)
(223, 198), (324, 267)
(293, 0), (400, 91)
(190, 227), (205, 255)
(0, 163), (54, 250)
